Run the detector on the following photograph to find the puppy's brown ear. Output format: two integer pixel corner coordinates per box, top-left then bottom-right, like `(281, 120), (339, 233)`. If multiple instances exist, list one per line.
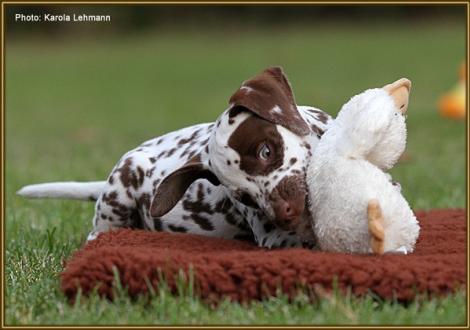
(229, 66), (310, 136)
(150, 155), (220, 218)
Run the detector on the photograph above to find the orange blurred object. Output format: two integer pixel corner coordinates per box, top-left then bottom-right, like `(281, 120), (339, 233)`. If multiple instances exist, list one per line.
(438, 62), (466, 120)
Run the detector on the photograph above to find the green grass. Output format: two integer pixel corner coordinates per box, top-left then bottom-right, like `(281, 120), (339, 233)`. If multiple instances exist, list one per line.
(5, 19), (467, 325)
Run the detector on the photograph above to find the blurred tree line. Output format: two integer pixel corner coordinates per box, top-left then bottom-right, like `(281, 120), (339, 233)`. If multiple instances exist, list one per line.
(6, 5), (465, 38)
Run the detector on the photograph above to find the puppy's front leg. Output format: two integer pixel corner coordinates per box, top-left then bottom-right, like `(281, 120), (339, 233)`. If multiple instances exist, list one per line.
(250, 213), (315, 249)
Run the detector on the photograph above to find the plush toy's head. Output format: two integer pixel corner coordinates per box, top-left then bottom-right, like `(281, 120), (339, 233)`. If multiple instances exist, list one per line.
(332, 78), (411, 170)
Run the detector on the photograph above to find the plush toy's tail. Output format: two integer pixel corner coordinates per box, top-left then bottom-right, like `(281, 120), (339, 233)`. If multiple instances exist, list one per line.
(17, 181), (106, 201)
(367, 199), (385, 254)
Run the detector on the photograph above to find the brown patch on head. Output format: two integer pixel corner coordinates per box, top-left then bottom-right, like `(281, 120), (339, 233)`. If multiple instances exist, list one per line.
(229, 67), (309, 136)
(228, 115), (284, 176)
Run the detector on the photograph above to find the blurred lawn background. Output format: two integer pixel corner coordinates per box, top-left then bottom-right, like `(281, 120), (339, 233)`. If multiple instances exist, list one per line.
(5, 5), (467, 325)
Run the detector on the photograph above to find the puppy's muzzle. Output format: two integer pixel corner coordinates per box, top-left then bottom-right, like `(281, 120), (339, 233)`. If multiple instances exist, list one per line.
(269, 175), (306, 229)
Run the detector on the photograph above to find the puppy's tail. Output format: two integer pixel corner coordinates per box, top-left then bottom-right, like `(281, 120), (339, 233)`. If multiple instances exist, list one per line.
(17, 181), (106, 201)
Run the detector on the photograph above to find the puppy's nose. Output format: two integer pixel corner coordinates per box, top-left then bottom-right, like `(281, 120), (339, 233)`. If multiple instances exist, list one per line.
(276, 199), (304, 222)
(281, 202), (295, 219)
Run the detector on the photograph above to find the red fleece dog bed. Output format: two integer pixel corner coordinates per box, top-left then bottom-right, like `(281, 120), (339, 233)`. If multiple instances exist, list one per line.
(61, 209), (466, 303)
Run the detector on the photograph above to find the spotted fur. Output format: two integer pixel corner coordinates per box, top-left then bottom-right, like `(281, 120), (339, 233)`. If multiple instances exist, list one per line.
(18, 67), (332, 248)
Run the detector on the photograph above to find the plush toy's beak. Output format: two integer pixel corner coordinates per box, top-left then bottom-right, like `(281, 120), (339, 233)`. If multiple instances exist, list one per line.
(383, 78), (412, 114)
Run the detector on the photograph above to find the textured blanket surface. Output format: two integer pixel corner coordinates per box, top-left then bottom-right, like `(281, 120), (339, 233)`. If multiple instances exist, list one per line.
(61, 209), (466, 303)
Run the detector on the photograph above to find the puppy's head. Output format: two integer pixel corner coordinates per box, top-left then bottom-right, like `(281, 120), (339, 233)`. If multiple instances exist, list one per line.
(150, 67), (314, 230)
(207, 67), (313, 229)
(333, 78), (411, 170)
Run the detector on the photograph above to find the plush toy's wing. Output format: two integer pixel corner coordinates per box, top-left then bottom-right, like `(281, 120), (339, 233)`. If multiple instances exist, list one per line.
(367, 199), (385, 255)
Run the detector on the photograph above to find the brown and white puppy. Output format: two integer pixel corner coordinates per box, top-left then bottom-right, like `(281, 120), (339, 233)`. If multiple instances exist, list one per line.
(18, 67), (331, 248)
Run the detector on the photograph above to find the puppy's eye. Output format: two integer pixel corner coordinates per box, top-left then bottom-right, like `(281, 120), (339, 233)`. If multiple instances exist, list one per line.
(258, 143), (271, 160)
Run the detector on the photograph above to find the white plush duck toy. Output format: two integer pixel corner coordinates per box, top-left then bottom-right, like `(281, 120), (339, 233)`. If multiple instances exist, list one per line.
(307, 78), (420, 254)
